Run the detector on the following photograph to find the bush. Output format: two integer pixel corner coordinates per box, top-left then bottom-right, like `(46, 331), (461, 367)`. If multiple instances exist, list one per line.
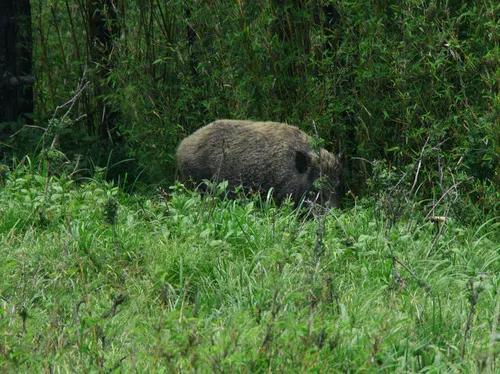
(5, 1), (496, 215)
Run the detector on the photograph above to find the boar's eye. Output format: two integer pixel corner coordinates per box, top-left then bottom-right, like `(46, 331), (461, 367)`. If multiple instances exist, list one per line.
(295, 150), (309, 174)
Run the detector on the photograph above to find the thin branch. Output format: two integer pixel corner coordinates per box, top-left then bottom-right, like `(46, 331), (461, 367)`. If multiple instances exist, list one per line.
(392, 255), (432, 294)
(410, 135), (430, 195)
(425, 178), (469, 221)
(52, 69), (90, 122)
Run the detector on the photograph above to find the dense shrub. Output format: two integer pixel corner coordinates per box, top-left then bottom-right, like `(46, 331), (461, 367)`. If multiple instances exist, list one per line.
(5, 1), (497, 218)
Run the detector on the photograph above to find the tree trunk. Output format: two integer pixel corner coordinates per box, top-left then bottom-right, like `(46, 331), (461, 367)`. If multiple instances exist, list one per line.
(0, 0), (34, 156)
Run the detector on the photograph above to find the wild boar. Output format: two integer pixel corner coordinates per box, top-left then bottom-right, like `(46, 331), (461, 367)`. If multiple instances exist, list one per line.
(176, 120), (342, 207)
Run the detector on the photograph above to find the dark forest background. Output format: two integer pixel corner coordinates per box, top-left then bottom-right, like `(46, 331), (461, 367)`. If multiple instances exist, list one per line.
(1, 0), (498, 223)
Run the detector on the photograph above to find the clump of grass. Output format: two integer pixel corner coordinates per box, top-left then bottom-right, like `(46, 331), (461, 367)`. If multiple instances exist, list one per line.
(0, 166), (498, 371)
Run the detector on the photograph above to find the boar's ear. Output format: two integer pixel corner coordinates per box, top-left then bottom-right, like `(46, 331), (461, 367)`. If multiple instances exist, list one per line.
(295, 150), (310, 174)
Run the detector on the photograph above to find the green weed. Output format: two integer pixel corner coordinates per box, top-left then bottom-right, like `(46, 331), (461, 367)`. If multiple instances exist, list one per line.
(0, 166), (498, 371)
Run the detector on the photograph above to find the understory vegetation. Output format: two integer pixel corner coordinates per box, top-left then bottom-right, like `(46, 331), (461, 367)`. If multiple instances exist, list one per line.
(0, 0), (498, 371)
(0, 162), (498, 371)
(2, 1), (497, 213)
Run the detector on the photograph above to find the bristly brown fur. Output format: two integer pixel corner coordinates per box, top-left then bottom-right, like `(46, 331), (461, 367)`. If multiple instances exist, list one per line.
(176, 120), (341, 206)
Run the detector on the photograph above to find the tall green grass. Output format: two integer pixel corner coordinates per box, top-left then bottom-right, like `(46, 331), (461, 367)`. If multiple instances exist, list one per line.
(0, 163), (498, 371)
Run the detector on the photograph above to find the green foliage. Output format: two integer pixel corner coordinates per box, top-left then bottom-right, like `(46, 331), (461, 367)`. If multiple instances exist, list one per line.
(0, 165), (498, 371)
(11, 0), (494, 207)
(1, 3), (497, 369)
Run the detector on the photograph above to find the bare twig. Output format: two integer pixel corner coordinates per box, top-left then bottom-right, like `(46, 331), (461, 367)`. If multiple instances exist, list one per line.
(388, 170), (408, 195)
(426, 215), (449, 257)
(425, 178), (468, 221)
(52, 69), (90, 122)
(392, 256), (432, 294)
(351, 157), (375, 166)
(410, 136), (430, 195)
(8, 125), (47, 139)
